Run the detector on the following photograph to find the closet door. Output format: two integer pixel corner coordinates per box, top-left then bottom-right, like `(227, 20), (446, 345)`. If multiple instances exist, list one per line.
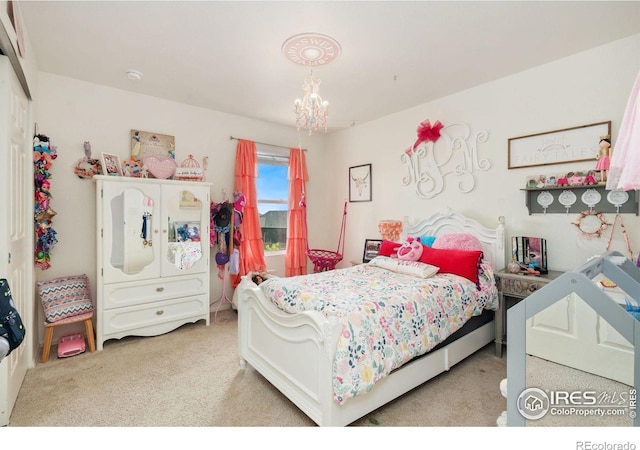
(0, 55), (32, 426)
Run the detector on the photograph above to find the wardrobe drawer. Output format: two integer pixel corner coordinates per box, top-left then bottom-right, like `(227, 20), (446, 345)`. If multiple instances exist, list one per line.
(102, 294), (208, 337)
(103, 274), (207, 309)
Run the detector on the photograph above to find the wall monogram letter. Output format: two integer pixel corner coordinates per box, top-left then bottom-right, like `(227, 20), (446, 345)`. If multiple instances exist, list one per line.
(401, 121), (491, 199)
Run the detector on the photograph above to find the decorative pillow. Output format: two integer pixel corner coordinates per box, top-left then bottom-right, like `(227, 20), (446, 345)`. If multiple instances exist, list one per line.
(432, 232), (483, 252)
(368, 256), (439, 279)
(397, 237), (423, 261)
(378, 239), (401, 257)
(419, 246), (483, 284)
(37, 274), (94, 323)
(420, 235), (437, 247)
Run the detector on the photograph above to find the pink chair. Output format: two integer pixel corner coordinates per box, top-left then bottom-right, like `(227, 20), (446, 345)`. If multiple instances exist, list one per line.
(36, 274), (96, 363)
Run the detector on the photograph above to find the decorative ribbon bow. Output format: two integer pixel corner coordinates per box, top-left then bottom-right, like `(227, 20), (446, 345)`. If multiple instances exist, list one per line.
(405, 119), (444, 155)
(414, 119), (443, 147)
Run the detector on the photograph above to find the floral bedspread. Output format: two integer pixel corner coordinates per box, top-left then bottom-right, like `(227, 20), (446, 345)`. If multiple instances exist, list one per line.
(258, 261), (498, 404)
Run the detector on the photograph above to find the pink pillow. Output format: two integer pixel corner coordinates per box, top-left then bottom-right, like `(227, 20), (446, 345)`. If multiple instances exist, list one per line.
(419, 246), (483, 285)
(432, 233), (483, 252)
(378, 239), (400, 257)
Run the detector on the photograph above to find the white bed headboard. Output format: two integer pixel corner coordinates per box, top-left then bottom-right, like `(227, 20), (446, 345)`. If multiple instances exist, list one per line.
(403, 209), (506, 270)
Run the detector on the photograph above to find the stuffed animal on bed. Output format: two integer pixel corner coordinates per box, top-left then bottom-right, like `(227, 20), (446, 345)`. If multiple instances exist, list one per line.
(397, 237), (423, 261)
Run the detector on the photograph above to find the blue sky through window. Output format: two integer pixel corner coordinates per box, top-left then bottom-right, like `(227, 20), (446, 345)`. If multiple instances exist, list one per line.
(257, 164), (288, 214)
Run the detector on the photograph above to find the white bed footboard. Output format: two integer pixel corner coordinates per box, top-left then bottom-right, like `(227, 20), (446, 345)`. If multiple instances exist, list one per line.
(237, 281), (340, 425)
(238, 277), (496, 426)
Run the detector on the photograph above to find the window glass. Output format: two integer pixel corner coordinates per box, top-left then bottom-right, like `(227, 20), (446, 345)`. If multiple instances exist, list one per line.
(257, 160), (288, 252)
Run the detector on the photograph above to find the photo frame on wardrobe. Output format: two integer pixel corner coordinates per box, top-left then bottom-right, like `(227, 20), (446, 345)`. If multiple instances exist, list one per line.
(101, 153), (123, 176)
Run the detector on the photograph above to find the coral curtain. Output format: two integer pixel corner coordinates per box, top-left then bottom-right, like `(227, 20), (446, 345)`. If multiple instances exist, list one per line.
(231, 139), (266, 288)
(285, 147), (309, 276)
(606, 69), (640, 191)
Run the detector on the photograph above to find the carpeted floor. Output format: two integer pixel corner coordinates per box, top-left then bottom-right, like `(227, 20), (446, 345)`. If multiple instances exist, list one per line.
(8, 309), (508, 427)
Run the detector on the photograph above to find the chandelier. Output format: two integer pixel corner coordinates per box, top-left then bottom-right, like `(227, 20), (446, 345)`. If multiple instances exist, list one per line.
(294, 71), (329, 135)
(282, 33), (341, 135)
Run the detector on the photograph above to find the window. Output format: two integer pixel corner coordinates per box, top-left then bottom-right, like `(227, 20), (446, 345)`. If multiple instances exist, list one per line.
(256, 148), (289, 252)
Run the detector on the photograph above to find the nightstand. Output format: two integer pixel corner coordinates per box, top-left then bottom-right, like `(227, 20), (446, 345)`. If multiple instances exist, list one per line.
(494, 269), (564, 357)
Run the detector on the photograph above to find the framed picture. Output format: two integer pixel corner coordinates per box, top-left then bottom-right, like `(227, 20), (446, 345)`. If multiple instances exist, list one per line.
(174, 221), (201, 242)
(349, 164), (372, 202)
(508, 121), (611, 169)
(131, 129), (176, 161)
(101, 153), (123, 176)
(362, 239), (382, 263)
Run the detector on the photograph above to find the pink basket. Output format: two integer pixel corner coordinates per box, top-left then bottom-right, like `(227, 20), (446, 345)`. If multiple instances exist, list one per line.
(57, 333), (86, 358)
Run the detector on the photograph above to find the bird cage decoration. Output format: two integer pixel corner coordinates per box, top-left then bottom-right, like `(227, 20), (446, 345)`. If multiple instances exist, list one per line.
(174, 154), (207, 182)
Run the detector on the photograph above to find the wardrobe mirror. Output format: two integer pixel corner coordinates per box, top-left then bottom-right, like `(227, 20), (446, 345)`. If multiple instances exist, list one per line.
(109, 188), (154, 275)
(165, 189), (204, 270)
(524, 293), (635, 427)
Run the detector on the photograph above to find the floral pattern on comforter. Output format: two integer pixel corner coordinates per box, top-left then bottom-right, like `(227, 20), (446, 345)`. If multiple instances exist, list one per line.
(259, 261), (498, 404)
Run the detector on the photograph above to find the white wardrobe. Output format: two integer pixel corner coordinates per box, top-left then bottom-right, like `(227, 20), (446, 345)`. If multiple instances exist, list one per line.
(95, 175), (211, 350)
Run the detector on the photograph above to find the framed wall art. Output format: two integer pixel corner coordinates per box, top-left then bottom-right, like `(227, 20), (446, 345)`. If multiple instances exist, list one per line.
(508, 121), (611, 169)
(101, 153), (123, 176)
(131, 129), (176, 161)
(362, 239), (382, 263)
(349, 164), (372, 202)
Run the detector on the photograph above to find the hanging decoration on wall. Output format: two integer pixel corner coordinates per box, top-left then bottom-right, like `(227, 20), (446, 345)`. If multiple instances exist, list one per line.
(73, 141), (103, 179)
(401, 119), (491, 199)
(33, 133), (59, 270)
(405, 119), (444, 152)
(571, 210), (610, 239)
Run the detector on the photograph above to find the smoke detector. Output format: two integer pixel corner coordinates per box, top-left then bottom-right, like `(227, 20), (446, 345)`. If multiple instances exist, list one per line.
(126, 70), (143, 81)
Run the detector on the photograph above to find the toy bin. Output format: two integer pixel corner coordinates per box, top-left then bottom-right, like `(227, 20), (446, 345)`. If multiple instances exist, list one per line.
(57, 333), (86, 358)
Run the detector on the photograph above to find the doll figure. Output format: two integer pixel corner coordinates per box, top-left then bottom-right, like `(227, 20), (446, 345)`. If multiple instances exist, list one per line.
(583, 171), (597, 185)
(595, 136), (611, 183)
(252, 274), (265, 285)
(568, 172), (583, 186)
(556, 174), (569, 187)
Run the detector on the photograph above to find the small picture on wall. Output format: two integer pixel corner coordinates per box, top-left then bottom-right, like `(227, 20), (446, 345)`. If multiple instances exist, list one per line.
(349, 164), (372, 202)
(101, 153), (123, 176)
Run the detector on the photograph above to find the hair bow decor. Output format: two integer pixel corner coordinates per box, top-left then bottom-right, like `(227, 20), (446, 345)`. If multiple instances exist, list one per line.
(405, 119), (444, 155)
(33, 133), (58, 270)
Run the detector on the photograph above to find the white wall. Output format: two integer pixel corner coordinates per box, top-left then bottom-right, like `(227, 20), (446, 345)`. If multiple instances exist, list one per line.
(325, 34), (640, 273)
(31, 33), (640, 344)
(33, 73), (327, 341)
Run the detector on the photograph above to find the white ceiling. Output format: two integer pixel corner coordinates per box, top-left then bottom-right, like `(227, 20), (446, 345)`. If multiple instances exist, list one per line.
(17, 1), (640, 133)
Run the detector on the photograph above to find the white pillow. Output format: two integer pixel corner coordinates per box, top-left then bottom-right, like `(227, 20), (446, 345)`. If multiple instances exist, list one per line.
(367, 256), (439, 279)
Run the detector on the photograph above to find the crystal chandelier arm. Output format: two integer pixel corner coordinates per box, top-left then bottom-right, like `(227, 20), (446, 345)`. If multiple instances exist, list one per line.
(294, 72), (329, 135)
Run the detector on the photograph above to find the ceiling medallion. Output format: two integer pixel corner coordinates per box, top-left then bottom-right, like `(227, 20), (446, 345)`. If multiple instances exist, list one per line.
(282, 33), (341, 67)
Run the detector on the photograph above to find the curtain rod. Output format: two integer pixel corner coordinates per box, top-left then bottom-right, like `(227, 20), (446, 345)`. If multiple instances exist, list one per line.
(229, 136), (306, 152)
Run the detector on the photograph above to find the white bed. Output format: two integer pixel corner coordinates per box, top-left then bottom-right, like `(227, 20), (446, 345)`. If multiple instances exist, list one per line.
(236, 209), (506, 426)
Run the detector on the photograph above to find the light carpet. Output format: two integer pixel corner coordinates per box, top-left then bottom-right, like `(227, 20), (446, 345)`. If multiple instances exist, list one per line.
(8, 309), (508, 427)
